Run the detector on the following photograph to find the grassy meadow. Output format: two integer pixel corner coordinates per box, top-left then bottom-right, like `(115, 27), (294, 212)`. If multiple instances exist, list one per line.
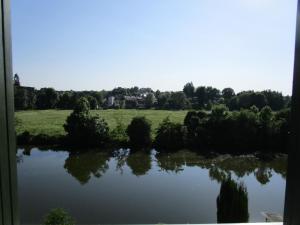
(15, 109), (188, 137)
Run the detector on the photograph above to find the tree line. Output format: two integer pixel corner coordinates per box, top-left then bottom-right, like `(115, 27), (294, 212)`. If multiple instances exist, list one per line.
(14, 74), (290, 111)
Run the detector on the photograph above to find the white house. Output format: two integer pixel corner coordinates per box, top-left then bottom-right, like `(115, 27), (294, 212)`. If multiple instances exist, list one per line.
(107, 96), (115, 107)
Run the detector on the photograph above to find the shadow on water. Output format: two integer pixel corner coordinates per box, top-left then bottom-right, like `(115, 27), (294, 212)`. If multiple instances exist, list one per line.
(217, 178), (249, 223)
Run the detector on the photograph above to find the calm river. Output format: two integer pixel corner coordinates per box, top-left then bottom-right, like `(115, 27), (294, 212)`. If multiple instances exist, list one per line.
(17, 148), (287, 224)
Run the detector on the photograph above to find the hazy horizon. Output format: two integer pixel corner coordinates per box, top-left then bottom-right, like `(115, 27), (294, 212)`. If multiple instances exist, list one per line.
(12, 0), (297, 95)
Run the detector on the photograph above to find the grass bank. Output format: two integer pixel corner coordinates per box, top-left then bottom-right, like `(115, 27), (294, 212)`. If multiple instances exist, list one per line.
(15, 109), (188, 137)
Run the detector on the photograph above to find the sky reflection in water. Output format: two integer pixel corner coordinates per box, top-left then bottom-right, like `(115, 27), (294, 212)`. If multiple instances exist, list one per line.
(17, 148), (287, 224)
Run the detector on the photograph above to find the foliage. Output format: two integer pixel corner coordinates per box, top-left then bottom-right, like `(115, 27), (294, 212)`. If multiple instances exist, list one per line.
(182, 107), (290, 153)
(145, 93), (156, 109)
(73, 97), (90, 114)
(15, 105), (290, 153)
(126, 116), (152, 148)
(110, 118), (128, 143)
(183, 82), (195, 98)
(36, 88), (59, 109)
(222, 88), (235, 100)
(14, 86), (36, 110)
(64, 97), (109, 146)
(168, 91), (188, 109)
(86, 95), (99, 109)
(57, 92), (74, 109)
(14, 74), (290, 111)
(13, 75), (290, 153)
(43, 208), (75, 225)
(155, 117), (186, 151)
(156, 92), (170, 109)
(262, 90), (285, 110)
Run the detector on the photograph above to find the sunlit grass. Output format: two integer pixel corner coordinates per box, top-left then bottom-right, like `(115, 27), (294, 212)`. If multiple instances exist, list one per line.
(15, 109), (188, 136)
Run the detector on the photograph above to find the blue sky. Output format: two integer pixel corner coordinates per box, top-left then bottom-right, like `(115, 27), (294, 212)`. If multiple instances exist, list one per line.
(12, 0), (297, 94)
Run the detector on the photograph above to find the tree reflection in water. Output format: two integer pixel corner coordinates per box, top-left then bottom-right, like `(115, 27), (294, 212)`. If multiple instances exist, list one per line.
(217, 178), (249, 223)
(112, 148), (130, 174)
(126, 151), (152, 176)
(155, 150), (286, 185)
(19, 146), (286, 185)
(64, 151), (110, 184)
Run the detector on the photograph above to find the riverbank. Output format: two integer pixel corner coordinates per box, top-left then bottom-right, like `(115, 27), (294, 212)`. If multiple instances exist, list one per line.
(15, 107), (290, 154)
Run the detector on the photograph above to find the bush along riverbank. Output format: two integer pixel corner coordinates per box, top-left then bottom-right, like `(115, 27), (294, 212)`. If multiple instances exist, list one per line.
(17, 97), (291, 154)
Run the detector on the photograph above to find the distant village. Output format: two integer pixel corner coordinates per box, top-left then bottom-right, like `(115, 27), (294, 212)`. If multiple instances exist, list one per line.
(14, 74), (291, 111)
(106, 94), (156, 109)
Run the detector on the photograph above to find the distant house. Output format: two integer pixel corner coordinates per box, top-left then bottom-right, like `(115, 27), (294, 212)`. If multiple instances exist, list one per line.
(124, 96), (143, 101)
(107, 96), (115, 107)
(124, 95), (145, 109)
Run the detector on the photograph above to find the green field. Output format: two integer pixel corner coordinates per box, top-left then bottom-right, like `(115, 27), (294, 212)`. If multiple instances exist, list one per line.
(15, 109), (188, 136)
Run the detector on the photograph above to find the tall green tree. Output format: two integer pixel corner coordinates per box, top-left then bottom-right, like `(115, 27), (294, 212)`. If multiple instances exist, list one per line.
(168, 92), (187, 109)
(36, 88), (59, 109)
(195, 86), (206, 107)
(222, 88), (235, 100)
(183, 82), (195, 98)
(145, 93), (156, 109)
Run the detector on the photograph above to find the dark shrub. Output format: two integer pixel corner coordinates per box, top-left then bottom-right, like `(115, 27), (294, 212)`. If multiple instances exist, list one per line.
(155, 117), (186, 151)
(126, 117), (152, 148)
(43, 208), (75, 225)
(274, 108), (291, 153)
(210, 104), (229, 121)
(17, 131), (33, 145)
(259, 106), (273, 123)
(64, 97), (109, 147)
(64, 113), (109, 147)
(32, 134), (64, 145)
(226, 110), (259, 152)
(183, 110), (208, 149)
(17, 132), (65, 146)
(184, 111), (197, 126)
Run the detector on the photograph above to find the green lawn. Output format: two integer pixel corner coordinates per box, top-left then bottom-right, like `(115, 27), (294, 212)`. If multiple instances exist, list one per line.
(15, 109), (188, 136)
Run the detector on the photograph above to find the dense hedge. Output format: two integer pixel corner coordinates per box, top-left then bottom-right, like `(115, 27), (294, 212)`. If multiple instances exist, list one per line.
(173, 106), (290, 154)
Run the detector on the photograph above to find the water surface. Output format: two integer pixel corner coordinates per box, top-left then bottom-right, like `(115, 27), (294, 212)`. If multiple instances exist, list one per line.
(17, 148), (287, 224)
